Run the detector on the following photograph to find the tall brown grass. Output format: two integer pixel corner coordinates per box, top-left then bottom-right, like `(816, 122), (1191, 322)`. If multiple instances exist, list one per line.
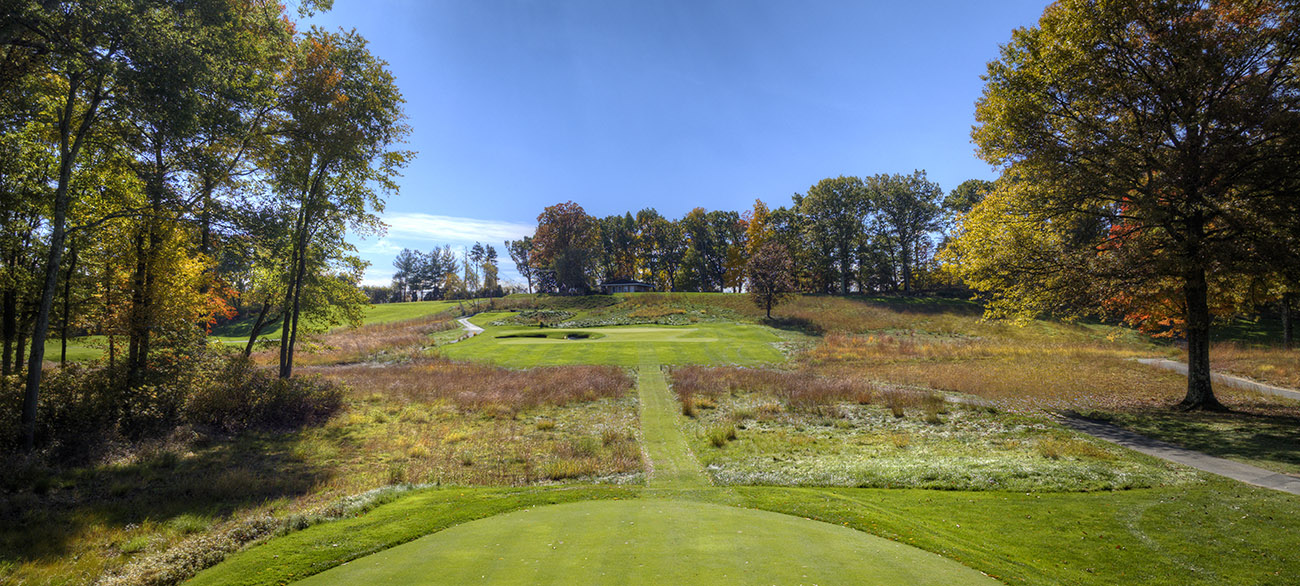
(670, 365), (875, 411)
(307, 358), (633, 415)
(265, 313), (461, 367)
(1211, 342), (1300, 389)
(807, 333), (1286, 412)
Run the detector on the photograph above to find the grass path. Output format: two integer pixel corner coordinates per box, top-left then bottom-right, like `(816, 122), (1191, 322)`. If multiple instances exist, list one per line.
(636, 351), (710, 491)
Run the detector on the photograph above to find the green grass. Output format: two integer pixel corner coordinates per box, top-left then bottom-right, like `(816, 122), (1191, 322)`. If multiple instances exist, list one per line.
(191, 477), (1300, 586)
(737, 478), (1300, 586)
(42, 337), (104, 362)
(636, 354), (710, 491)
(210, 300), (462, 339)
(28, 293), (1300, 584)
(1096, 409), (1300, 475)
(292, 498), (999, 586)
(45, 300), (465, 363)
(439, 312), (789, 367)
(187, 486), (639, 586)
(162, 345), (1300, 586)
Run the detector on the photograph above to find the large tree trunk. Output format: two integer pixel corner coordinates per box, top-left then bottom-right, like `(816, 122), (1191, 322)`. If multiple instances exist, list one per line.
(22, 76), (97, 450)
(126, 230), (148, 383)
(22, 199), (68, 449)
(838, 240), (850, 295)
(2, 288), (14, 378)
(127, 146), (165, 386)
(279, 190), (313, 379)
(1283, 292), (1295, 350)
(59, 240), (78, 366)
(901, 244), (912, 293)
(1179, 265), (1224, 410)
(104, 260), (116, 369)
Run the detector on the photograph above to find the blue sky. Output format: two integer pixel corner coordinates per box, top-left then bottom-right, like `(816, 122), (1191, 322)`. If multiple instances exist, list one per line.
(301, 1), (1049, 285)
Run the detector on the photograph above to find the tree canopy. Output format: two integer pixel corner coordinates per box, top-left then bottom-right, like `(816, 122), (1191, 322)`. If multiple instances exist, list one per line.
(948, 0), (1300, 409)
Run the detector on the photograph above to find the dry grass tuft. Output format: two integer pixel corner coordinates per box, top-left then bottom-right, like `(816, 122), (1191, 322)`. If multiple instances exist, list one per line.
(1211, 342), (1300, 389)
(670, 366), (875, 412)
(307, 358), (634, 416)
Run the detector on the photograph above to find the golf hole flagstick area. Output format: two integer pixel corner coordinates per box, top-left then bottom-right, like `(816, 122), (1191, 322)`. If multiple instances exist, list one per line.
(292, 350), (999, 585)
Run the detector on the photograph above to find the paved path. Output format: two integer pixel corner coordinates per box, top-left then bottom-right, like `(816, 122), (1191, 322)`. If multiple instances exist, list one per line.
(457, 316), (484, 335)
(1061, 416), (1300, 495)
(1136, 358), (1300, 401)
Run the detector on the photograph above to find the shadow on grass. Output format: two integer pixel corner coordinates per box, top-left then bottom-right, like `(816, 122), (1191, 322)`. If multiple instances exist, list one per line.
(762, 315), (822, 335)
(1103, 409), (1300, 475)
(843, 294), (984, 316)
(0, 430), (334, 563)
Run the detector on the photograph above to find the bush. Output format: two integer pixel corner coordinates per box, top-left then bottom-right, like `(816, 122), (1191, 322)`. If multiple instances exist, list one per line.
(184, 357), (344, 433)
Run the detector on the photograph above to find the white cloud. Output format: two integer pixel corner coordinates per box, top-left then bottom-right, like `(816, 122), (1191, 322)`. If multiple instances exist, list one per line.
(356, 238), (405, 256)
(382, 213), (535, 246)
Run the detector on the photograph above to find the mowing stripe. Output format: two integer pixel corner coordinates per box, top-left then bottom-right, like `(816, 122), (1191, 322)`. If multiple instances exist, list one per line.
(637, 350), (710, 490)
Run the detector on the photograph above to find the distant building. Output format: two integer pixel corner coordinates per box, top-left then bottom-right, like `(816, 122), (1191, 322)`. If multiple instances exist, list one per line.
(599, 279), (655, 294)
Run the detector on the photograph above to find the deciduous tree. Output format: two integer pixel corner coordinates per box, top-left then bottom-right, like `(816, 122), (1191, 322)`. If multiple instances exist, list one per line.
(748, 241), (795, 319)
(954, 0), (1300, 409)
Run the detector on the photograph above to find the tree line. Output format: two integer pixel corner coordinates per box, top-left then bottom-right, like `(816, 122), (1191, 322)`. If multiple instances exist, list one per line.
(483, 171), (986, 297)
(379, 242), (505, 302)
(1, 0), (409, 450)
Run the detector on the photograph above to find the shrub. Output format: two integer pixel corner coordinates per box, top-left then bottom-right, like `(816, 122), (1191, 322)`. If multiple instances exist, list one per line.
(183, 357), (344, 433)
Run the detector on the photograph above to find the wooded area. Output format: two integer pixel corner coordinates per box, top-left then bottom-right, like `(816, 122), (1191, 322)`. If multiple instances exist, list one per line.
(0, 0), (408, 452)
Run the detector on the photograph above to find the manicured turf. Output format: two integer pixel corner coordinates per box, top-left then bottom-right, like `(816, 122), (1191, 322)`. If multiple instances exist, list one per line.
(439, 313), (787, 367)
(186, 486), (640, 586)
(637, 354), (710, 490)
(295, 499), (1000, 586)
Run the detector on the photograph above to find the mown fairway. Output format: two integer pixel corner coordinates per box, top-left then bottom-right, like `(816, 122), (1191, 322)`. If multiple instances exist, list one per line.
(438, 311), (788, 367)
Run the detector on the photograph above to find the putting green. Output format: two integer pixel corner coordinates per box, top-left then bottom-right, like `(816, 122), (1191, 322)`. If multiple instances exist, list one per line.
(296, 499), (999, 585)
(442, 317), (786, 367)
(495, 327), (716, 344)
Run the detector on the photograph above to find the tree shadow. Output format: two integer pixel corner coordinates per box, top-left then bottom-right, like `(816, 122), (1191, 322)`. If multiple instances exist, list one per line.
(762, 315), (822, 335)
(1114, 408), (1300, 474)
(0, 429), (337, 564)
(843, 294), (985, 316)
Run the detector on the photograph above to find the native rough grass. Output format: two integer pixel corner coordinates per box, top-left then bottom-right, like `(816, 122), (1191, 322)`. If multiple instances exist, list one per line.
(307, 357), (633, 414)
(257, 312), (462, 367)
(0, 358), (639, 586)
(668, 364), (1191, 491)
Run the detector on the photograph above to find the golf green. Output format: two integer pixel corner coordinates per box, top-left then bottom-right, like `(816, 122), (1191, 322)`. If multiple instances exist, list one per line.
(296, 499), (999, 585)
(440, 316), (787, 367)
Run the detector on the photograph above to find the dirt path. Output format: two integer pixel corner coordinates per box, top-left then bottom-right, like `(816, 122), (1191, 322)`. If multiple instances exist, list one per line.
(1061, 416), (1300, 495)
